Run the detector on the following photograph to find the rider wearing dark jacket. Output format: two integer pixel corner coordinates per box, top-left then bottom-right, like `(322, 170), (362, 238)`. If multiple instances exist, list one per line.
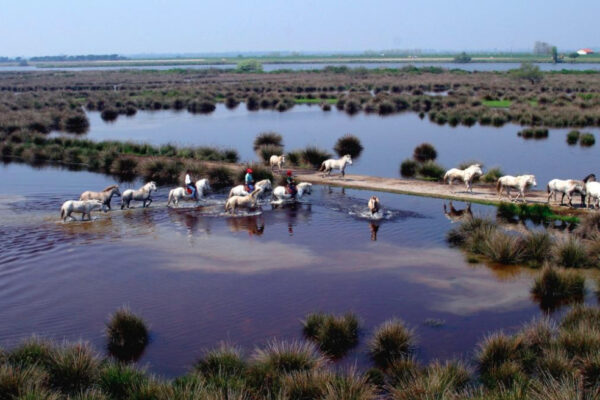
(286, 170), (297, 196)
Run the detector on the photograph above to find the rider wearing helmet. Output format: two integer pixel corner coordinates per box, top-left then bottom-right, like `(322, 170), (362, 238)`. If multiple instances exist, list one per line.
(286, 170), (297, 197)
(245, 168), (255, 192)
(185, 171), (198, 200)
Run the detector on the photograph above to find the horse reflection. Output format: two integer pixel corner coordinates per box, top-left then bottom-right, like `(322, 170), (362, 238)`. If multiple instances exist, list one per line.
(167, 208), (212, 236)
(369, 222), (380, 241)
(443, 201), (472, 223)
(271, 202), (312, 235)
(227, 215), (265, 236)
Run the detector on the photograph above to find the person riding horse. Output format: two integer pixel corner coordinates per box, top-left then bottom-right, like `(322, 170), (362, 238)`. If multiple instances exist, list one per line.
(286, 170), (297, 197)
(185, 172), (198, 201)
(245, 168), (255, 192)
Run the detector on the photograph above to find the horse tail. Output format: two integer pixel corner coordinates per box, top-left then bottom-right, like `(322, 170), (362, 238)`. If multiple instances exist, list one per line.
(60, 206), (65, 220)
(167, 190), (173, 206)
(547, 184), (550, 194)
(496, 180), (502, 193)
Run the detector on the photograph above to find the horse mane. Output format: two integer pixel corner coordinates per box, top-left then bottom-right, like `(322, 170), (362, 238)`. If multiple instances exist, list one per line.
(583, 173), (596, 183)
(102, 184), (118, 192)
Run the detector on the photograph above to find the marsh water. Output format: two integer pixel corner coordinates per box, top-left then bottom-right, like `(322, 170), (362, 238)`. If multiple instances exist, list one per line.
(79, 105), (600, 186)
(1, 161), (599, 377)
(3, 62), (600, 72)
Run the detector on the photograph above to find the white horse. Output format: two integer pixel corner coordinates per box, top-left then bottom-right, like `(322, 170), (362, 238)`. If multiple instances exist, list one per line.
(121, 182), (157, 209)
(496, 175), (537, 202)
(167, 179), (211, 207)
(225, 188), (263, 214)
(319, 154), (353, 177)
(368, 196), (380, 215)
(60, 199), (106, 221)
(547, 174), (595, 207)
(443, 164), (483, 193)
(270, 155), (286, 172)
(228, 179), (272, 198)
(272, 182), (313, 202)
(586, 181), (600, 209)
(79, 185), (121, 210)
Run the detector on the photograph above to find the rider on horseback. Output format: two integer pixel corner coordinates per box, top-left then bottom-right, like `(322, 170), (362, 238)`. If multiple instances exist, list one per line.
(286, 170), (297, 197)
(185, 172), (198, 201)
(245, 168), (255, 192)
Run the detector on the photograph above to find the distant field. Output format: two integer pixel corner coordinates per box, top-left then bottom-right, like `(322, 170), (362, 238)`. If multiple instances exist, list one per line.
(7, 53), (599, 69)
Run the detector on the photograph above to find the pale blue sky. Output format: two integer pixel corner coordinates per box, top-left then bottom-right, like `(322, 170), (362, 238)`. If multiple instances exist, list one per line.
(1, 0), (597, 57)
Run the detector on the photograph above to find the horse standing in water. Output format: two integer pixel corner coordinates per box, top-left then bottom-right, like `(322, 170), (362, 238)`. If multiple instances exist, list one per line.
(167, 179), (211, 207)
(121, 182), (157, 209)
(443, 164), (483, 193)
(368, 196), (380, 215)
(79, 185), (121, 210)
(319, 154), (353, 177)
(547, 174), (595, 207)
(272, 182), (313, 202)
(60, 199), (106, 221)
(496, 175), (537, 202)
(228, 179), (272, 198)
(225, 188), (263, 214)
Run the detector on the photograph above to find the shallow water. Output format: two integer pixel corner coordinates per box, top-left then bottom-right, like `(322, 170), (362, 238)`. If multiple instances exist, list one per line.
(2, 62), (600, 72)
(2, 163), (597, 376)
(76, 106), (600, 186)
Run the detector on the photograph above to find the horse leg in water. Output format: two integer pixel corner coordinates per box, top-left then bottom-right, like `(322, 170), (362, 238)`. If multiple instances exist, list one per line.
(146, 197), (152, 208)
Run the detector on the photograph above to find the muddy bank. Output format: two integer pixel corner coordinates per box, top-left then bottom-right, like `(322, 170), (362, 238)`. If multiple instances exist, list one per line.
(295, 170), (591, 217)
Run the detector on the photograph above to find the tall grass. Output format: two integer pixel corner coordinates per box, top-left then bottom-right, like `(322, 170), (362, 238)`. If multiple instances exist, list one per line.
(105, 308), (149, 362)
(301, 312), (360, 358)
(531, 266), (585, 309)
(369, 319), (415, 369)
(253, 132), (283, 151)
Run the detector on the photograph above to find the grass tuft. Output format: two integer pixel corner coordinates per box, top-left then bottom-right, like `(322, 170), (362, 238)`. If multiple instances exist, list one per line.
(106, 307), (149, 362)
(369, 319), (415, 369)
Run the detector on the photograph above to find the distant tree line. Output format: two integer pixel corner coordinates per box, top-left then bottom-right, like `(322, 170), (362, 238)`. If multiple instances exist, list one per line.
(28, 54), (127, 62)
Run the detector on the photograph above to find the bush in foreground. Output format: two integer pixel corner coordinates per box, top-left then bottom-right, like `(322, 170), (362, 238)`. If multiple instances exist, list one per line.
(369, 319), (415, 369)
(302, 312), (360, 358)
(531, 266), (585, 309)
(106, 308), (149, 362)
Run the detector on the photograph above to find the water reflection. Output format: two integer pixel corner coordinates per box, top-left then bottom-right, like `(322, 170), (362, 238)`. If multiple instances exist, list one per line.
(227, 215), (265, 236)
(369, 222), (380, 241)
(443, 202), (472, 223)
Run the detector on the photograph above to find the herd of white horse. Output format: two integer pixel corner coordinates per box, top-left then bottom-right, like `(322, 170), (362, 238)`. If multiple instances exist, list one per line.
(59, 152), (600, 222)
(59, 176), (314, 221)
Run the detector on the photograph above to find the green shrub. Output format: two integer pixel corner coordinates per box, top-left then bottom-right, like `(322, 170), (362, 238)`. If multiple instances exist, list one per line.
(110, 157), (138, 180)
(400, 159), (418, 177)
(0, 364), (49, 399)
(7, 336), (53, 369)
(481, 231), (524, 265)
(369, 319), (415, 369)
(413, 143), (437, 162)
(482, 167), (503, 183)
(207, 166), (234, 190)
(417, 161), (445, 181)
(64, 115), (90, 134)
(521, 232), (554, 267)
(333, 134), (363, 158)
(580, 132), (595, 146)
(301, 146), (331, 168)
(566, 130), (580, 145)
(98, 362), (146, 400)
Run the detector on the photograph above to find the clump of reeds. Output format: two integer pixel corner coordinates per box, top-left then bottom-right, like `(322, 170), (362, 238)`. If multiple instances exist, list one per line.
(554, 237), (590, 268)
(301, 312), (360, 358)
(253, 132), (283, 152)
(531, 266), (585, 309)
(369, 319), (415, 369)
(105, 308), (149, 362)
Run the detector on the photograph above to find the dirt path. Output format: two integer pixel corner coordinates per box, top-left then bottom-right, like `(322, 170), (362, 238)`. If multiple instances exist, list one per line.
(294, 171), (592, 217)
